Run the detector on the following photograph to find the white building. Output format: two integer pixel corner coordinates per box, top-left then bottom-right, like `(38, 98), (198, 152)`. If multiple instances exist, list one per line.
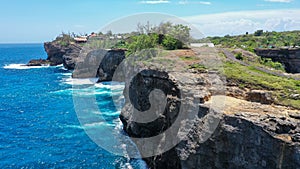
(190, 43), (215, 48)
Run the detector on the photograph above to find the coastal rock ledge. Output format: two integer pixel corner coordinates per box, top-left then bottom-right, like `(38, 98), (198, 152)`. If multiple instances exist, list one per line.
(39, 42), (299, 168)
(120, 68), (299, 169)
(118, 53), (299, 169)
(28, 42), (82, 69)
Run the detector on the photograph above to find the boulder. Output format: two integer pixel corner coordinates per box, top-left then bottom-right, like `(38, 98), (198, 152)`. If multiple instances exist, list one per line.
(246, 90), (273, 104)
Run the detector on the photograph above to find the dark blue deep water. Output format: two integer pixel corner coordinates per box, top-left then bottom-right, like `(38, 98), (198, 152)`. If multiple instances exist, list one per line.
(0, 44), (146, 168)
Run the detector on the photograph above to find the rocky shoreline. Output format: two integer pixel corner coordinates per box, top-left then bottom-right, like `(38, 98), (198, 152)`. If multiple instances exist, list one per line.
(33, 41), (299, 169)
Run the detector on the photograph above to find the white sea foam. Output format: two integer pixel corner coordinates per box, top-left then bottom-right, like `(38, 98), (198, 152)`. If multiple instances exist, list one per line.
(83, 122), (114, 128)
(64, 125), (83, 129)
(61, 72), (72, 76)
(3, 64), (50, 69)
(95, 83), (125, 90)
(50, 89), (73, 95)
(62, 77), (99, 85)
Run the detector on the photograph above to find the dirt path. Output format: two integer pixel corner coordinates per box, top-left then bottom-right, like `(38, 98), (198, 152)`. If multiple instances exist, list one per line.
(220, 48), (300, 80)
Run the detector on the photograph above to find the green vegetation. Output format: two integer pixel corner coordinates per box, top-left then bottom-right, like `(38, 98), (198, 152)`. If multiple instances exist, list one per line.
(54, 22), (191, 55)
(179, 55), (199, 61)
(53, 33), (75, 46)
(223, 61), (300, 109)
(229, 49), (286, 72)
(110, 23), (191, 56)
(235, 52), (243, 60)
(209, 30), (300, 52)
(162, 35), (184, 50)
(188, 63), (207, 73)
(259, 58), (285, 71)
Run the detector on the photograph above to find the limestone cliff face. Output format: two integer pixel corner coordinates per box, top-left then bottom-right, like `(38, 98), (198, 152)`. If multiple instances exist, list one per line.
(255, 48), (300, 73)
(42, 41), (125, 81)
(120, 66), (300, 169)
(71, 49), (125, 81)
(44, 42), (82, 69)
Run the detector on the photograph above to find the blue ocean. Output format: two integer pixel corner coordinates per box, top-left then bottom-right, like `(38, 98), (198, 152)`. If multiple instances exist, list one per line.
(0, 44), (147, 168)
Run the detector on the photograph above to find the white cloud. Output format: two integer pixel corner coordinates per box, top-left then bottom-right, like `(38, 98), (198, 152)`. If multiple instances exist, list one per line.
(179, 1), (211, 5)
(264, 0), (293, 3)
(140, 0), (170, 4)
(184, 9), (300, 36)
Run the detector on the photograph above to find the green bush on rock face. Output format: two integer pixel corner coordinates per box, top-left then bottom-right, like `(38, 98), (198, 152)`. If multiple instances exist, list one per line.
(260, 58), (285, 71)
(162, 35), (183, 50)
(235, 52), (243, 60)
(54, 33), (75, 46)
(126, 33), (159, 56)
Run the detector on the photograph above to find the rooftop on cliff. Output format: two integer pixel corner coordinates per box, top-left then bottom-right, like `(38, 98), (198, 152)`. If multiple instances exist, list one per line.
(43, 27), (300, 109)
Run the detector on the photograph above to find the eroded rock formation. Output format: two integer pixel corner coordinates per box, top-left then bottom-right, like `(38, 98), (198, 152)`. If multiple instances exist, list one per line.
(72, 49), (125, 81)
(255, 48), (300, 73)
(44, 42), (82, 68)
(119, 49), (300, 169)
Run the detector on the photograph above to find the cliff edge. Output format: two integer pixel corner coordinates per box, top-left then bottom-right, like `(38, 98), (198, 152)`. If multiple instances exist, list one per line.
(119, 48), (300, 169)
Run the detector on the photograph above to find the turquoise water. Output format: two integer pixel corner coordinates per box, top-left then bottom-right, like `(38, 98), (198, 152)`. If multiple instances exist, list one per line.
(0, 44), (146, 168)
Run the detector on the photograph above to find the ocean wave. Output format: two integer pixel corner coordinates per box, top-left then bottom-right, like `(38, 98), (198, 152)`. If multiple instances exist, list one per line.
(61, 72), (72, 76)
(64, 124), (83, 129)
(50, 89), (73, 95)
(83, 122), (115, 128)
(95, 83), (125, 90)
(62, 77), (99, 85)
(3, 64), (50, 69)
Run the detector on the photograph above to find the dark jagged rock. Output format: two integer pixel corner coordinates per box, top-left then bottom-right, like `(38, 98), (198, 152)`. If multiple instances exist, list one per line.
(27, 59), (50, 66)
(97, 49), (126, 82)
(182, 114), (299, 169)
(29, 42), (82, 68)
(72, 49), (125, 81)
(255, 48), (300, 73)
(119, 59), (299, 168)
(44, 42), (82, 68)
(246, 90), (273, 104)
(41, 40), (126, 81)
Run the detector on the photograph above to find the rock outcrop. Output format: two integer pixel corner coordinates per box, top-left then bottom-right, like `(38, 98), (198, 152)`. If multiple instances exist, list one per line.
(120, 69), (300, 169)
(33, 41), (125, 81)
(72, 49), (125, 81)
(255, 48), (300, 73)
(44, 42), (82, 68)
(28, 42), (82, 68)
(26, 59), (51, 66)
(119, 49), (300, 169)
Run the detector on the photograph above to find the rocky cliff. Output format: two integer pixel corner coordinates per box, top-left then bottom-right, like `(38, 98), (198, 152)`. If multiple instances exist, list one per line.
(255, 48), (300, 73)
(39, 41), (300, 168)
(36, 41), (125, 81)
(28, 42), (82, 68)
(119, 49), (300, 169)
(72, 49), (125, 81)
(44, 42), (82, 69)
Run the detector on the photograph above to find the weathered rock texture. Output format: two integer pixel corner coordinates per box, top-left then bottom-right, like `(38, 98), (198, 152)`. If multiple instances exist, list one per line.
(28, 42), (82, 68)
(40, 41), (125, 81)
(255, 48), (300, 73)
(119, 49), (300, 169)
(26, 59), (51, 66)
(72, 49), (125, 81)
(44, 42), (82, 68)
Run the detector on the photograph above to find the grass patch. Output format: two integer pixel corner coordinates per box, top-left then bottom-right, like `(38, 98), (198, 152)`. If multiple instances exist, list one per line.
(188, 63), (208, 73)
(179, 55), (199, 61)
(223, 61), (300, 109)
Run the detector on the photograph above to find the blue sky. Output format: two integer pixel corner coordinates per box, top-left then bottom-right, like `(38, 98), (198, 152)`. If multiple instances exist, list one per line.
(0, 0), (299, 43)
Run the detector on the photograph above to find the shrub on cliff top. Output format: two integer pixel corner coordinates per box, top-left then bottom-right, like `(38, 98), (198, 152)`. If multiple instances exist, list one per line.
(162, 35), (183, 50)
(54, 33), (75, 46)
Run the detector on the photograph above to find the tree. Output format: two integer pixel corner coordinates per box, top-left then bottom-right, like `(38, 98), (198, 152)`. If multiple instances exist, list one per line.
(162, 35), (183, 50)
(169, 24), (191, 44)
(106, 30), (113, 36)
(254, 30), (264, 36)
